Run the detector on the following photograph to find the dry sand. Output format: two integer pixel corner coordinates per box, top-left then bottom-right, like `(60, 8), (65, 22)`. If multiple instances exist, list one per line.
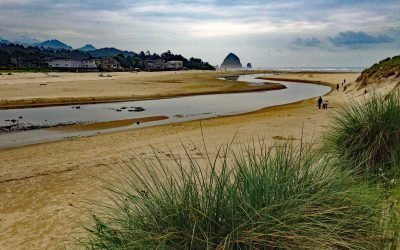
(0, 72), (370, 249)
(0, 70), (283, 109)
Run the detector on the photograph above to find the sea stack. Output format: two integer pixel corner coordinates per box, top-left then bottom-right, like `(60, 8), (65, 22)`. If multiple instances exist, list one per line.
(220, 53), (242, 69)
(246, 63), (252, 69)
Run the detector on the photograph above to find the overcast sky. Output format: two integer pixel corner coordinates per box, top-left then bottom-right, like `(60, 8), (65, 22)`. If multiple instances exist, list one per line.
(1, 0), (399, 68)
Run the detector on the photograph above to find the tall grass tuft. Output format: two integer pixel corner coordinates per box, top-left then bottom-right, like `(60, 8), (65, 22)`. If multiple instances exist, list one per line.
(325, 91), (400, 177)
(83, 140), (395, 249)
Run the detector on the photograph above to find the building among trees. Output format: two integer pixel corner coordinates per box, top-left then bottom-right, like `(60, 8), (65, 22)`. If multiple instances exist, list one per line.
(47, 59), (97, 71)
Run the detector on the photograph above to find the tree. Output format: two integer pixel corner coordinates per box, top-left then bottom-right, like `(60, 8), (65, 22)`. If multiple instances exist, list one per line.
(0, 50), (10, 66)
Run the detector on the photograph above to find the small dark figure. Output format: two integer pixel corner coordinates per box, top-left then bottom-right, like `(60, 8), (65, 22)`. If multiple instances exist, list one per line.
(336, 84), (339, 91)
(344, 79), (346, 84)
(364, 89), (367, 94)
(317, 96), (323, 109)
(323, 99), (328, 109)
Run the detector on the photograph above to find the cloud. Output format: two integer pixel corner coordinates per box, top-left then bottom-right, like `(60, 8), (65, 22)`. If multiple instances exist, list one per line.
(328, 31), (394, 47)
(291, 29), (400, 51)
(0, 0), (400, 66)
(293, 37), (321, 47)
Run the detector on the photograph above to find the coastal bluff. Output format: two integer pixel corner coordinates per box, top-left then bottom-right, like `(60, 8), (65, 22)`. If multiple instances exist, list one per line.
(356, 55), (400, 90)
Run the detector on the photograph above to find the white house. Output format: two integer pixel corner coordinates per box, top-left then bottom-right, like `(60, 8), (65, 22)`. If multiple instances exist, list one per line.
(47, 59), (97, 70)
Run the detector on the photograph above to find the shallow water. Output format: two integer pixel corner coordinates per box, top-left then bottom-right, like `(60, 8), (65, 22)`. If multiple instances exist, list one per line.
(0, 74), (330, 149)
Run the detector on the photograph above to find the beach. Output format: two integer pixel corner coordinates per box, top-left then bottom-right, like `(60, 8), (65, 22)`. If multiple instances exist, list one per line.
(0, 70), (285, 109)
(0, 71), (360, 249)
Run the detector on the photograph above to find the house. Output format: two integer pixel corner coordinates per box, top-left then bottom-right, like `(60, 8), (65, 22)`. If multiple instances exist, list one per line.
(165, 60), (183, 70)
(145, 59), (165, 71)
(47, 59), (97, 71)
(145, 60), (184, 71)
(93, 58), (122, 71)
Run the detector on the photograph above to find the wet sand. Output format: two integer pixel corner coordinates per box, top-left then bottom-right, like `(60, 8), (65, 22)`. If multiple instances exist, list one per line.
(0, 72), (367, 249)
(50, 116), (168, 132)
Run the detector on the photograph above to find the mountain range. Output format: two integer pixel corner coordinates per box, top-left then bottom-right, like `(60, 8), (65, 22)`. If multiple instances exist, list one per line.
(0, 37), (73, 50)
(0, 37), (10, 45)
(0, 36), (136, 58)
(78, 44), (97, 52)
(13, 35), (41, 46)
(38, 39), (72, 50)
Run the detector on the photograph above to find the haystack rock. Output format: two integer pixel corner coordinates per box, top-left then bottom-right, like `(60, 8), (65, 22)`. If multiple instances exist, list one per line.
(246, 63), (252, 69)
(220, 53), (242, 69)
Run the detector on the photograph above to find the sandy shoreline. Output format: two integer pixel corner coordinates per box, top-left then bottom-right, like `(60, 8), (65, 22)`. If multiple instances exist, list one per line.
(50, 116), (169, 132)
(0, 72), (361, 249)
(0, 70), (285, 109)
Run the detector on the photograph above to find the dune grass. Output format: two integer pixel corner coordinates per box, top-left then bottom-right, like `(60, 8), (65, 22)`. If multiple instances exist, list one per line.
(83, 140), (395, 249)
(325, 91), (400, 178)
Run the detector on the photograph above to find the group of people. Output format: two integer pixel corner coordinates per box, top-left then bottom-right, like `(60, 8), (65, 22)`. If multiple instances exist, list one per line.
(319, 79), (346, 109)
(336, 79), (346, 91)
(317, 96), (328, 109)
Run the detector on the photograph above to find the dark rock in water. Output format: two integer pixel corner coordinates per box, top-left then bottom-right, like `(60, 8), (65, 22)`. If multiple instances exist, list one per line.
(246, 63), (252, 69)
(18, 116), (23, 119)
(128, 107), (145, 112)
(116, 109), (122, 112)
(220, 53), (242, 69)
(134, 107), (145, 112)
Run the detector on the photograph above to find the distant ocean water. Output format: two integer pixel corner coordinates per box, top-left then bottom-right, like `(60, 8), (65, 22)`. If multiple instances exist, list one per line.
(257, 67), (365, 72)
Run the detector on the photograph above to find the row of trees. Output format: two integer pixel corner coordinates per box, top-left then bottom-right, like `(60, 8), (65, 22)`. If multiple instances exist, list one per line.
(113, 50), (215, 70)
(0, 44), (215, 70)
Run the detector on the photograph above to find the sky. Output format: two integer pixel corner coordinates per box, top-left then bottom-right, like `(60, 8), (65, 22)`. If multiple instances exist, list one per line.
(0, 0), (399, 68)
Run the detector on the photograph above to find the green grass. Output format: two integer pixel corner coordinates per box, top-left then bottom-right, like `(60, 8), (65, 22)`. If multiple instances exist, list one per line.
(82, 140), (395, 249)
(372, 55), (400, 69)
(325, 91), (400, 178)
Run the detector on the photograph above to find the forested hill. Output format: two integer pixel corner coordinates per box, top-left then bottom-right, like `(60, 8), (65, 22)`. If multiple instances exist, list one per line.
(0, 44), (215, 70)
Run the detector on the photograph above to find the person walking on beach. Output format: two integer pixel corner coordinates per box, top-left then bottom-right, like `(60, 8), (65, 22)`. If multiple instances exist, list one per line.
(336, 84), (339, 91)
(323, 99), (329, 109)
(317, 96), (323, 109)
